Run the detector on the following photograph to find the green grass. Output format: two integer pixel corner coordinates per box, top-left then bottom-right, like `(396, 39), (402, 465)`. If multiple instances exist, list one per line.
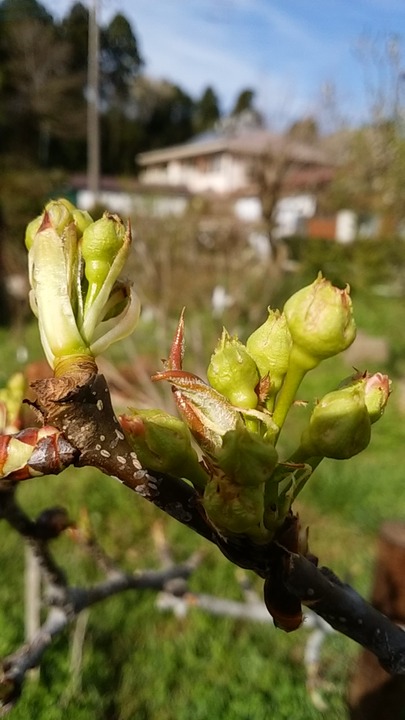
(1, 469), (356, 720)
(0, 322), (44, 384)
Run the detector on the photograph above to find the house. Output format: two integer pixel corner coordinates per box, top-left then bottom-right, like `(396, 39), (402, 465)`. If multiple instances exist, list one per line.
(137, 128), (336, 236)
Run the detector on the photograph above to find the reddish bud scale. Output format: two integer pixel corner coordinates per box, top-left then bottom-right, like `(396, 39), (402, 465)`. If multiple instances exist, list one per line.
(119, 415), (146, 436)
(0, 426), (76, 482)
(152, 370), (208, 438)
(167, 309), (186, 370)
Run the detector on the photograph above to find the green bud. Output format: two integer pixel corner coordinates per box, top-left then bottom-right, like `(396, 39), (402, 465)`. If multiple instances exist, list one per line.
(120, 409), (208, 491)
(43, 199), (74, 236)
(25, 200), (92, 251)
(299, 385), (371, 460)
(364, 372), (391, 423)
(338, 371), (391, 424)
(58, 198), (93, 236)
(28, 209), (90, 367)
(283, 273), (356, 371)
(207, 329), (259, 409)
(202, 476), (267, 540)
(81, 213), (127, 309)
(25, 200), (140, 371)
(272, 275), (357, 432)
(216, 427), (278, 487)
(246, 309), (292, 404)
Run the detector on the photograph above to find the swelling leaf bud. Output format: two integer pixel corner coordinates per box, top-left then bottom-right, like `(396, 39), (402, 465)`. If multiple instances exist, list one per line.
(284, 273), (356, 370)
(300, 385), (371, 460)
(207, 329), (260, 409)
(246, 309), (292, 405)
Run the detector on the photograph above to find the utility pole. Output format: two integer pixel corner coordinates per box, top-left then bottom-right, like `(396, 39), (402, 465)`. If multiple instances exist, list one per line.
(87, 0), (100, 201)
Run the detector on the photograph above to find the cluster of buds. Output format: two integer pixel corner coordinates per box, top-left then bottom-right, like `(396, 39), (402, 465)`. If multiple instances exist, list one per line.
(121, 274), (391, 543)
(24, 203), (391, 546)
(25, 199), (140, 375)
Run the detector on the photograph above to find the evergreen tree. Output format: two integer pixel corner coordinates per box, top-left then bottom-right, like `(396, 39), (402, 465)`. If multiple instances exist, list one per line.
(193, 85), (220, 134)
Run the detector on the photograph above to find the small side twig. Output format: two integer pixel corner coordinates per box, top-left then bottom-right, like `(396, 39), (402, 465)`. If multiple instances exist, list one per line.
(0, 552), (200, 712)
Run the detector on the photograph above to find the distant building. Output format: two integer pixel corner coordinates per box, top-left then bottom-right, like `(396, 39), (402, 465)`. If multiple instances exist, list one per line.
(137, 128), (336, 236)
(70, 130), (358, 240)
(137, 128), (334, 196)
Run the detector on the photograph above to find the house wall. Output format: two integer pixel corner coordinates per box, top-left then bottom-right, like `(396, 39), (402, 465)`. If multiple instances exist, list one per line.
(234, 193), (317, 237)
(140, 152), (248, 194)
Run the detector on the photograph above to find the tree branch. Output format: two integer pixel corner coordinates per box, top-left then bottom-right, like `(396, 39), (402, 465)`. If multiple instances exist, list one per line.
(283, 551), (405, 674)
(11, 369), (405, 676)
(0, 488), (202, 713)
(0, 560), (199, 713)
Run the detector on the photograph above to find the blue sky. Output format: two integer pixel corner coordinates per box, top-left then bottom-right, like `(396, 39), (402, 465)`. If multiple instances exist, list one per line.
(45, 0), (405, 128)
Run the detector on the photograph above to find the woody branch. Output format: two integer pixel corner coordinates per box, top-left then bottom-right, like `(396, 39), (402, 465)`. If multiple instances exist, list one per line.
(1, 365), (401, 676)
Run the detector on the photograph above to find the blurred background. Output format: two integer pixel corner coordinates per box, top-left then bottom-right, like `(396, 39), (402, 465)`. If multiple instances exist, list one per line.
(1, 1), (405, 718)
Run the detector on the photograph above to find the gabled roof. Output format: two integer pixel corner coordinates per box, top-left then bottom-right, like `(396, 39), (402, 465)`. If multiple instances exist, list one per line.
(137, 129), (331, 167)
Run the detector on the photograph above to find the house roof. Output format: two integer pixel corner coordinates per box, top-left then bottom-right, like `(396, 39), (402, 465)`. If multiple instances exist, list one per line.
(137, 129), (331, 167)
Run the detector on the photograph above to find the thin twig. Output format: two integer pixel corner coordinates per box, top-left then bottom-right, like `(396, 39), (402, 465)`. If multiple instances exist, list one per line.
(0, 556), (199, 713)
